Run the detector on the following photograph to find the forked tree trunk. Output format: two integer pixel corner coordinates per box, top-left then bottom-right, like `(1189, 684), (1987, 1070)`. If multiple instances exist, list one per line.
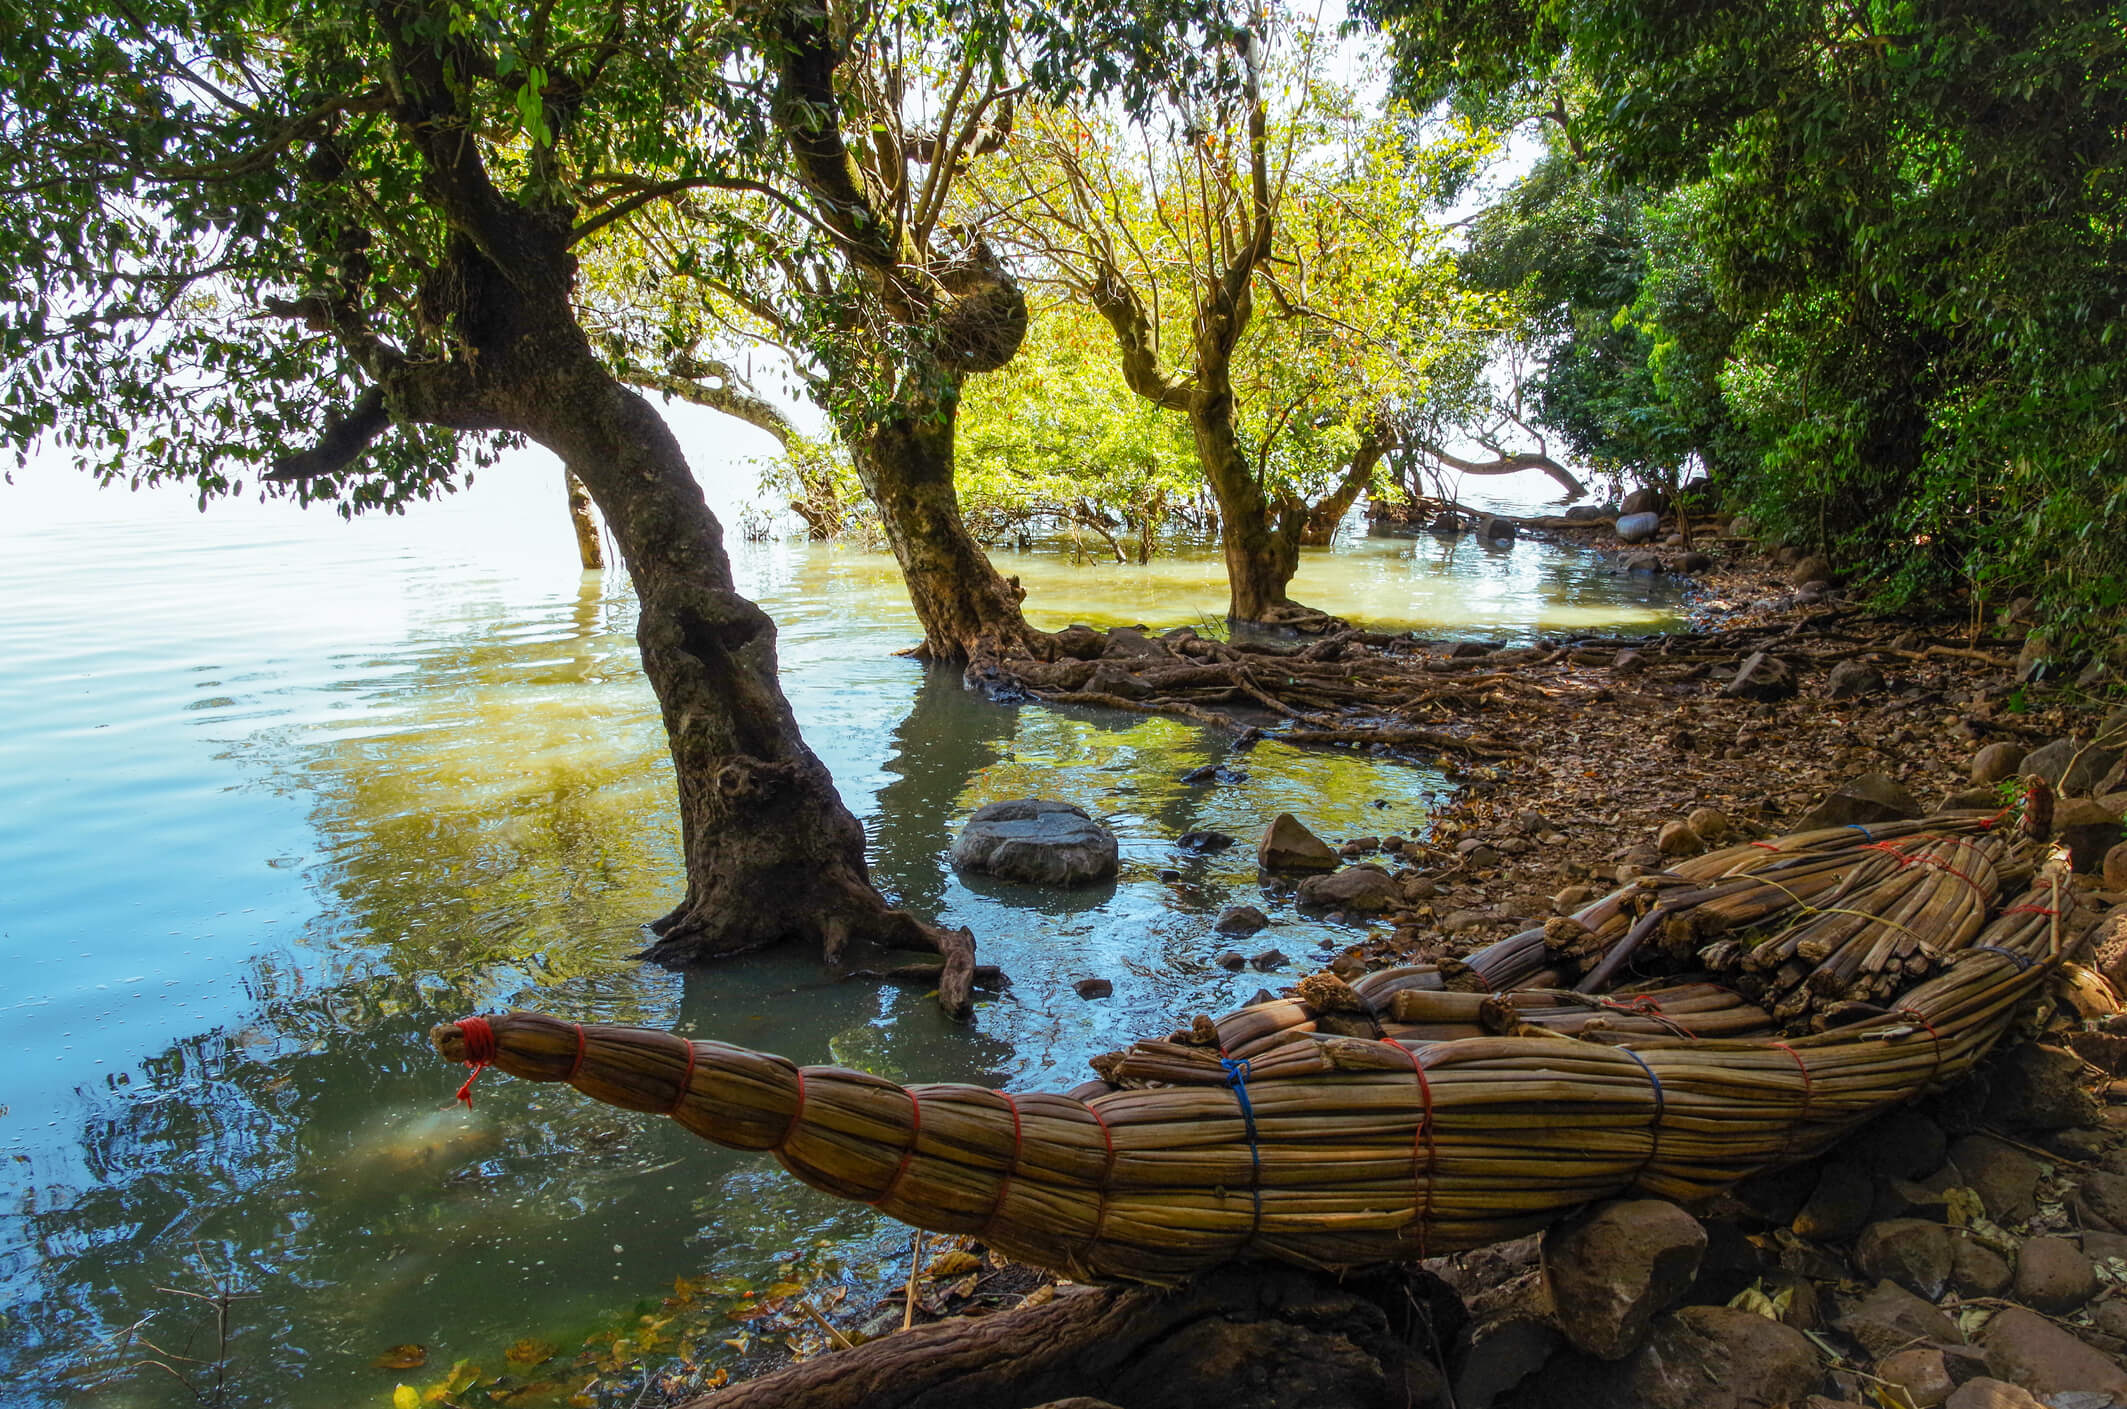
(565, 470), (604, 570)
(536, 366), (975, 1014)
(1191, 396), (1307, 622)
(1300, 435), (1390, 548)
(847, 400), (1045, 663)
(682, 1264), (1461, 1409)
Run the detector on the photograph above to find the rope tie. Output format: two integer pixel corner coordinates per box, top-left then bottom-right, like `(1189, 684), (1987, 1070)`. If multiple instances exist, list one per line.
(1862, 841), (1918, 866)
(1616, 1046), (1666, 1189)
(1078, 1100), (1119, 1263)
(777, 1064), (809, 1150)
(565, 1023), (587, 1081)
(1223, 1058), (1264, 1243)
(2005, 904), (2060, 918)
(1844, 823), (1877, 842)
(980, 1090), (1025, 1235)
(1894, 1009), (1946, 1090)
(668, 1038), (698, 1117)
(1750, 841), (1783, 852)
(1771, 1042), (1812, 1160)
(1969, 944), (2035, 973)
(1385, 1039), (1437, 1257)
(871, 1088), (923, 1207)
(1596, 994), (1697, 1041)
(454, 1016), (496, 1108)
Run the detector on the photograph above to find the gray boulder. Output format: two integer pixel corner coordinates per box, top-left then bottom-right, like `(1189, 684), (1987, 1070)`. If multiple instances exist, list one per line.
(1479, 515), (1518, 544)
(1826, 660), (1885, 699)
(1621, 485), (1666, 517)
(1565, 504), (1608, 522)
(951, 799), (1118, 887)
(1616, 511), (1662, 544)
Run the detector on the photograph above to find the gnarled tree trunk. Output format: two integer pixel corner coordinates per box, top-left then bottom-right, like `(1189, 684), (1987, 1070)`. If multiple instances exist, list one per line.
(846, 394), (1046, 663)
(1300, 431), (1392, 548)
(532, 366), (975, 1014)
(1191, 395), (1307, 623)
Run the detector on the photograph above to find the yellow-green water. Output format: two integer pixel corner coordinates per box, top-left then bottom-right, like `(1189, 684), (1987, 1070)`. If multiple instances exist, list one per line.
(0, 448), (1681, 1408)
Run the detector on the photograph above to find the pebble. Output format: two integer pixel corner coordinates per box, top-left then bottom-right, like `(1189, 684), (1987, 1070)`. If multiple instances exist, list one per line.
(1248, 948), (1289, 971)
(1072, 977), (1113, 1000)
(1656, 820), (1702, 856)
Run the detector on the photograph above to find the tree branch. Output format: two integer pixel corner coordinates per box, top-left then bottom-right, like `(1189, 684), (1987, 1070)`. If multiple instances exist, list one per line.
(263, 386), (391, 480)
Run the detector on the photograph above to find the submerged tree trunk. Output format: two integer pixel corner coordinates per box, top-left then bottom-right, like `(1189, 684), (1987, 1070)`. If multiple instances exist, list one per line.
(1300, 432), (1391, 548)
(533, 367), (975, 1014)
(847, 395), (1045, 663)
(565, 470), (604, 570)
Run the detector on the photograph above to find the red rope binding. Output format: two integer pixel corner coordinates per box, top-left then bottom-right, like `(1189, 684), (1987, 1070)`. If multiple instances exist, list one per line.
(668, 1038), (698, 1117)
(453, 1016), (496, 1107)
(872, 1089), (922, 1206)
(566, 1023), (587, 1081)
(1896, 1010), (1946, 1089)
(1386, 1039), (1437, 1258)
(980, 1090), (1025, 1235)
(1771, 1042), (1812, 1160)
(1077, 1099), (1119, 1264)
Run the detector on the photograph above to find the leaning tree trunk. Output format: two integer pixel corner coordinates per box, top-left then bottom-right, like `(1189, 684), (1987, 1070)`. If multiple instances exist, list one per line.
(565, 470), (604, 570)
(1191, 396), (1307, 623)
(1299, 434), (1390, 548)
(847, 398), (1046, 663)
(683, 1264), (1461, 1409)
(536, 366), (975, 1015)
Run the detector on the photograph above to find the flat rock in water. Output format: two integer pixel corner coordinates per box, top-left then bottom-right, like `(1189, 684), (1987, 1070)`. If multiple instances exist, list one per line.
(1071, 977), (1113, 1000)
(1257, 813), (1338, 872)
(1480, 515), (1517, 543)
(1294, 865), (1399, 913)
(1213, 904), (1270, 936)
(1723, 651), (1797, 701)
(1176, 830), (1235, 853)
(1797, 772), (1922, 830)
(951, 799), (1118, 887)
(1615, 511), (1662, 544)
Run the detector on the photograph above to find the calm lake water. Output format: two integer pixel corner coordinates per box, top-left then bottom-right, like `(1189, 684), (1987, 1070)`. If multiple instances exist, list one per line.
(0, 424), (1683, 1408)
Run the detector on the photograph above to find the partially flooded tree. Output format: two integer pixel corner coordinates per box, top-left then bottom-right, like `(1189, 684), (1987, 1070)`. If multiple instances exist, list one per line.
(0, 0), (982, 1007)
(981, 13), (1504, 622)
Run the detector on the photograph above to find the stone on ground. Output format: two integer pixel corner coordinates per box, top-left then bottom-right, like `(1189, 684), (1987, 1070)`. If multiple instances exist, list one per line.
(1656, 820), (1702, 856)
(1257, 814), (1338, 872)
(1540, 1199), (1708, 1360)
(1790, 555), (1835, 586)
(2009, 1235), (2097, 1313)
(1827, 660), (1885, 699)
(1797, 772), (1923, 830)
(1615, 511), (1662, 544)
(2055, 798), (2124, 872)
(1976, 1306), (2127, 1400)
(1853, 1219), (1955, 1299)
(1295, 865), (1400, 913)
(1723, 650), (1798, 702)
(1515, 1305), (1821, 1409)
(1791, 1162), (1874, 1242)
(1945, 1381), (2045, 1409)
(1982, 1042), (2100, 1130)
(1947, 1135), (2043, 1223)
(1970, 741), (2027, 786)
(1834, 1280), (1962, 1359)
(951, 799), (1118, 887)
(1875, 1347), (1958, 1409)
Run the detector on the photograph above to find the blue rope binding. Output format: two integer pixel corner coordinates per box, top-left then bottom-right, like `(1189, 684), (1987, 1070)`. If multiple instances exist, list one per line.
(1222, 1057), (1264, 1238)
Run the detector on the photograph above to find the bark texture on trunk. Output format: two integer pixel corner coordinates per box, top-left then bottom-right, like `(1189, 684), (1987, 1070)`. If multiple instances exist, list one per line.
(849, 400), (1044, 662)
(1300, 434), (1390, 547)
(536, 370), (975, 1015)
(684, 1265), (1460, 1409)
(1190, 394), (1308, 623)
(565, 470), (604, 570)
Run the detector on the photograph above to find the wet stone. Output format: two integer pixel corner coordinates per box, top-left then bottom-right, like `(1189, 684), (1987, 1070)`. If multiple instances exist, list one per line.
(1248, 949), (1289, 971)
(1257, 813), (1338, 872)
(1072, 977), (1113, 1000)
(1213, 905), (1270, 936)
(1176, 830), (1235, 854)
(951, 799), (1119, 887)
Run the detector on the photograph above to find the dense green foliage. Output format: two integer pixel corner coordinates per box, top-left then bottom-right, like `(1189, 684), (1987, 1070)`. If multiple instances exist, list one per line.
(1367, 0), (2127, 638)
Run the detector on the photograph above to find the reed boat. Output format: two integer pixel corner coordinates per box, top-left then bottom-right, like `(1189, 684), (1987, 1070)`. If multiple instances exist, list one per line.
(432, 812), (2079, 1284)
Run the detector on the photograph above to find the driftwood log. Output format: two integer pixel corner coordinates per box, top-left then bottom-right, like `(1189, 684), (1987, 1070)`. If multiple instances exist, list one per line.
(681, 1263), (1463, 1409)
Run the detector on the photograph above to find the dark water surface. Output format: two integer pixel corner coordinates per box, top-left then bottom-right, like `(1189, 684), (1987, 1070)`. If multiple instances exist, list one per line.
(0, 454), (1683, 1407)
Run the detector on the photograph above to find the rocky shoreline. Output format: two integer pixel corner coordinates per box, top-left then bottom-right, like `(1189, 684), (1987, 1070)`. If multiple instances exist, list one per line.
(666, 518), (2127, 1409)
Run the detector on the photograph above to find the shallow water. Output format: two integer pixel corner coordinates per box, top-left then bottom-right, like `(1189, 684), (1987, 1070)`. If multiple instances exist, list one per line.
(0, 445), (1682, 1408)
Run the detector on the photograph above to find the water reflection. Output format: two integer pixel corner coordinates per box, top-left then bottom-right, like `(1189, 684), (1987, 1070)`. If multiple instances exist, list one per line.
(0, 509), (1681, 1409)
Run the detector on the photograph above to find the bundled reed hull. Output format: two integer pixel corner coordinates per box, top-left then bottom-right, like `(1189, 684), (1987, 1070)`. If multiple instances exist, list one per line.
(431, 820), (2071, 1285)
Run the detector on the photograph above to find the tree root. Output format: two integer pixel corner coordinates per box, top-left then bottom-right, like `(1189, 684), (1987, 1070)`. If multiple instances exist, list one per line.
(680, 1262), (1464, 1409)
